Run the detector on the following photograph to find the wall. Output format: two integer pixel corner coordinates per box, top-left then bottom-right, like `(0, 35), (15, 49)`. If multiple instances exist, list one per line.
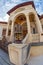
(0, 23), (7, 40)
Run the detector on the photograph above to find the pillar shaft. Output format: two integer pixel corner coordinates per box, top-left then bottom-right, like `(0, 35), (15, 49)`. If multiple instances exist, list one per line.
(25, 14), (31, 34)
(35, 14), (42, 33)
(24, 14), (32, 43)
(10, 20), (14, 42)
(6, 21), (9, 37)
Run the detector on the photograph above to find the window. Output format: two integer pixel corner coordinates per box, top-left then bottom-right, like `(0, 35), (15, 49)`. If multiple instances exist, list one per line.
(14, 24), (22, 40)
(29, 13), (35, 22)
(8, 29), (11, 36)
(2, 29), (6, 36)
(33, 28), (36, 34)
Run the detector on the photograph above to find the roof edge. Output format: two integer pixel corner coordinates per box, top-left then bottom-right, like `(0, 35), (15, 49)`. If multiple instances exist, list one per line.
(0, 22), (7, 24)
(40, 15), (43, 19)
(7, 1), (35, 15)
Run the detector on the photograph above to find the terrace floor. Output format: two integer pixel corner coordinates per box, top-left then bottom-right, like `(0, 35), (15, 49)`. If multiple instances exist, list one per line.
(0, 49), (43, 65)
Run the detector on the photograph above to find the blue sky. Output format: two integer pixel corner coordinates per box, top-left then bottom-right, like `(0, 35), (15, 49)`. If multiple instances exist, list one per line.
(0, 0), (43, 22)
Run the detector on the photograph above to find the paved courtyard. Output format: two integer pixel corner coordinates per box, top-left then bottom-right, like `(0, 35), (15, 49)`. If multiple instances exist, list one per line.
(28, 55), (43, 65)
(0, 49), (43, 65)
(0, 49), (14, 65)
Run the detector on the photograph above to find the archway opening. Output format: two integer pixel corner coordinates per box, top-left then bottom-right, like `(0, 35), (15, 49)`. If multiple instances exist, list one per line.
(14, 14), (28, 43)
(29, 13), (38, 34)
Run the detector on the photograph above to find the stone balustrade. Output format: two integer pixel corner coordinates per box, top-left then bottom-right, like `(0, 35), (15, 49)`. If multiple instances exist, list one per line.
(6, 34), (43, 43)
(32, 34), (40, 42)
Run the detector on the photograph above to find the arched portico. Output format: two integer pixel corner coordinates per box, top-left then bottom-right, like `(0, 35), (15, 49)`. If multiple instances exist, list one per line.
(10, 13), (29, 43)
(29, 12), (38, 34)
(6, 11), (42, 43)
(25, 11), (42, 42)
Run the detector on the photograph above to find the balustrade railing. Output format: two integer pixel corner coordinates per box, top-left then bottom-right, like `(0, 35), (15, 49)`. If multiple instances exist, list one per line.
(32, 34), (40, 42)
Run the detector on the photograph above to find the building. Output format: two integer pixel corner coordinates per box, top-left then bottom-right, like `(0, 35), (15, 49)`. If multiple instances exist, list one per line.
(0, 1), (43, 65)
(6, 1), (43, 65)
(0, 22), (7, 40)
(6, 1), (43, 43)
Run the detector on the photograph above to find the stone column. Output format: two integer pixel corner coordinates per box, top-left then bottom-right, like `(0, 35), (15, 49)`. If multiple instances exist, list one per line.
(6, 20), (11, 42)
(6, 22), (9, 37)
(24, 14), (32, 43)
(35, 14), (42, 33)
(35, 14), (43, 42)
(25, 14), (31, 34)
(10, 20), (14, 42)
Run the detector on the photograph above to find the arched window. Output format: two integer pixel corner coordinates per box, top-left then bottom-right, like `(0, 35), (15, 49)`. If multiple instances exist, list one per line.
(29, 13), (38, 34)
(29, 13), (35, 22)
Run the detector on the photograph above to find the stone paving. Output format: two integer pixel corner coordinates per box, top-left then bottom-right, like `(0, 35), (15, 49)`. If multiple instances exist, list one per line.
(0, 49), (14, 65)
(28, 55), (43, 65)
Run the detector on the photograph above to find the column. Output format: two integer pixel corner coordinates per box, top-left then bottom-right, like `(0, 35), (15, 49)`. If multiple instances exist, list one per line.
(25, 14), (32, 43)
(25, 14), (31, 34)
(10, 20), (14, 42)
(35, 14), (42, 33)
(6, 21), (9, 37)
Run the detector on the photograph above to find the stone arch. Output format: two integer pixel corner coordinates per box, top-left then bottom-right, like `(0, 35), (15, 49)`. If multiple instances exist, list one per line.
(29, 12), (38, 34)
(13, 13), (28, 43)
